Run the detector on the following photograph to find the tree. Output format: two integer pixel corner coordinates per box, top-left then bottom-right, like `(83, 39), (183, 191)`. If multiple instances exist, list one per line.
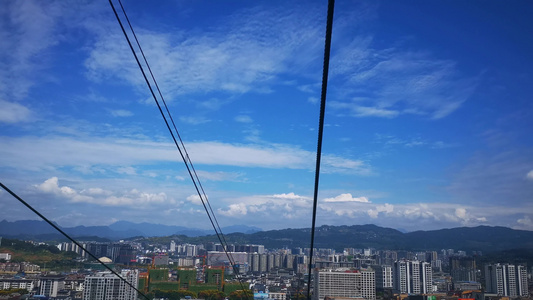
(153, 289), (197, 300)
(199, 290), (225, 300)
(229, 290), (253, 300)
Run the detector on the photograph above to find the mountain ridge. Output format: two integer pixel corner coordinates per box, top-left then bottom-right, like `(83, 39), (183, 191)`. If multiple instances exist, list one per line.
(0, 219), (262, 240)
(1, 220), (532, 253)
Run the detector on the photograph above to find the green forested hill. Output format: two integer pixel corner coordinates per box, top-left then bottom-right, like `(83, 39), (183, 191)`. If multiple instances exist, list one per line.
(138, 224), (533, 253)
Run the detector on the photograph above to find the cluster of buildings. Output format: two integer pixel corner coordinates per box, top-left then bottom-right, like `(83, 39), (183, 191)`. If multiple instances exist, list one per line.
(0, 240), (531, 300)
(485, 264), (529, 297)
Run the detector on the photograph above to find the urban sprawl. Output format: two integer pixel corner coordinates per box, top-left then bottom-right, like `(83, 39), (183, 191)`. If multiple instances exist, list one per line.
(0, 238), (530, 300)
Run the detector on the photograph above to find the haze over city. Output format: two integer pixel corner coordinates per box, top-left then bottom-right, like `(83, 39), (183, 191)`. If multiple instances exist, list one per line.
(1, 0), (532, 232)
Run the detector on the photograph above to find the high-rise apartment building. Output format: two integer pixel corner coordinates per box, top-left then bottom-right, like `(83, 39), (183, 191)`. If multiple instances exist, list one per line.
(170, 240), (176, 252)
(373, 265), (393, 289)
(517, 265), (529, 298)
(313, 268), (376, 300)
(83, 269), (138, 300)
(450, 256), (476, 282)
(39, 275), (65, 298)
(420, 262), (433, 294)
(485, 263), (528, 297)
(393, 260), (432, 295)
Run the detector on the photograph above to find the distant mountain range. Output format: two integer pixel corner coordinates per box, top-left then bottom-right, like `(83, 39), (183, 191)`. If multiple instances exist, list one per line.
(1, 220), (533, 253)
(227, 224), (533, 252)
(0, 220), (261, 240)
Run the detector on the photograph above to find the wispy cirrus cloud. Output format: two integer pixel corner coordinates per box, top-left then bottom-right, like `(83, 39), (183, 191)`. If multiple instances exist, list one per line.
(109, 109), (133, 117)
(374, 134), (456, 149)
(527, 170), (533, 180)
(329, 34), (477, 119)
(195, 170), (245, 182)
(179, 116), (211, 125)
(0, 1), (65, 100)
(234, 115), (253, 123)
(0, 100), (33, 123)
(84, 3), (325, 102)
(447, 150), (533, 206)
(0, 135), (370, 175)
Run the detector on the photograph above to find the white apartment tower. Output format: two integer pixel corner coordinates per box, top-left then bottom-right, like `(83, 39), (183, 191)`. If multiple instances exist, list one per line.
(517, 265), (529, 297)
(411, 261), (421, 294)
(83, 269), (139, 300)
(420, 262), (432, 294)
(395, 260), (409, 293)
(313, 268), (376, 300)
(485, 263), (529, 297)
(39, 276), (65, 298)
(170, 240), (176, 252)
(393, 260), (432, 295)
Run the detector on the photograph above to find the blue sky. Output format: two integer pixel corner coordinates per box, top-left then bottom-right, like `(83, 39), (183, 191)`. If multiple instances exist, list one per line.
(1, 0), (532, 233)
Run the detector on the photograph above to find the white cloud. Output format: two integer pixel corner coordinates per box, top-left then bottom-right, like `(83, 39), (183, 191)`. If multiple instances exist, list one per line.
(324, 193), (369, 203)
(195, 170), (244, 182)
(517, 216), (533, 229)
(82, 188), (112, 197)
(35, 177), (93, 203)
(186, 194), (204, 205)
(272, 192), (308, 200)
(0, 1), (67, 101)
(367, 203), (394, 219)
(330, 102), (399, 118)
(110, 109), (133, 117)
(527, 170), (533, 180)
(218, 203), (248, 216)
(35, 177), (172, 207)
(117, 166), (136, 175)
(0, 100), (33, 123)
(217, 192), (310, 220)
(180, 116), (211, 125)
(443, 207), (487, 225)
(235, 115), (253, 123)
(84, 4), (324, 100)
(329, 34), (477, 120)
(353, 106), (399, 118)
(455, 208), (467, 220)
(447, 150), (533, 207)
(400, 204), (436, 219)
(316, 200), (497, 231)
(307, 97), (319, 104)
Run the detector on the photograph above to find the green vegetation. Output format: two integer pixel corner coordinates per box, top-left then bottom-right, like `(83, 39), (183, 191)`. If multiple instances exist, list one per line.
(0, 238), (82, 271)
(476, 248), (533, 266)
(188, 285), (220, 293)
(149, 269), (169, 282)
(0, 288), (29, 296)
(134, 225), (533, 252)
(177, 268), (197, 287)
(0, 238), (60, 254)
(198, 290), (225, 300)
(228, 289), (253, 300)
(147, 289), (197, 300)
(223, 283), (245, 295)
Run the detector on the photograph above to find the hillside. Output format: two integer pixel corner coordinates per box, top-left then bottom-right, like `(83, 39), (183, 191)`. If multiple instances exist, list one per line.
(2, 220), (533, 252)
(137, 224), (533, 253)
(0, 238), (81, 270)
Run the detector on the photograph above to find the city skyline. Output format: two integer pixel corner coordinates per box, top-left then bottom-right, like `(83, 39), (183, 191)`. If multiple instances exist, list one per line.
(1, 0), (533, 232)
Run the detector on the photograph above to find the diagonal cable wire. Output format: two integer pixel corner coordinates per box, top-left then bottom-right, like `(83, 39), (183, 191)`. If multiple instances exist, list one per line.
(0, 182), (151, 300)
(115, 0), (241, 281)
(109, 0), (248, 294)
(306, 0), (335, 299)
